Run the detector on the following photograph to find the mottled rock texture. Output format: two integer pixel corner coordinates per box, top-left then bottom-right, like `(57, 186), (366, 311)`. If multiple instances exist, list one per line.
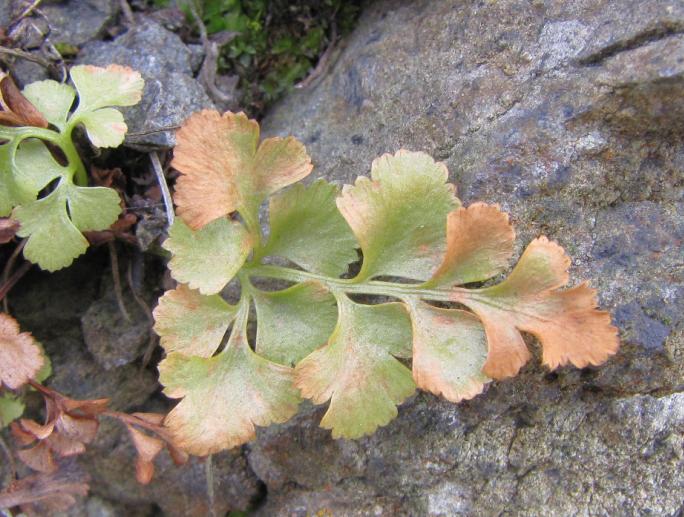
(1, 0), (118, 47)
(256, 0), (684, 514)
(41, 0), (119, 47)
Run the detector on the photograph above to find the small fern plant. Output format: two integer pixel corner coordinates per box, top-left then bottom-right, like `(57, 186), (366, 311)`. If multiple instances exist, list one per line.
(154, 110), (620, 455)
(0, 65), (144, 271)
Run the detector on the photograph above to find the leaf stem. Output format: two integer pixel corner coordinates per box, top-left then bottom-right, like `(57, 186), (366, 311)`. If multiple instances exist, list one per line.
(62, 126), (88, 186)
(246, 264), (457, 302)
(3, 125), (88, 186)
(240, 209), (262, 251)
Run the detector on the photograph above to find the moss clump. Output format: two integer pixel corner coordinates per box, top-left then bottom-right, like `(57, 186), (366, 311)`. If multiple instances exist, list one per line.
(177, 0), (362, 116)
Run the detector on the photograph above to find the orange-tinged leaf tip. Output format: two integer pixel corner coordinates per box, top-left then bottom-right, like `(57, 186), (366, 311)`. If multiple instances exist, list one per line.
(172, 110), (255, 229)
(452, 237), (619, 379)
(0, 313), (45, 390)
(429, 202), (515, 287)
(171, 110), (312, 230)
(537, 283), (620, 370)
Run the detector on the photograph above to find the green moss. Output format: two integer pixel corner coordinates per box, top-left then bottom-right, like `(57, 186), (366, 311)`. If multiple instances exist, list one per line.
(184, 0), (362, 115)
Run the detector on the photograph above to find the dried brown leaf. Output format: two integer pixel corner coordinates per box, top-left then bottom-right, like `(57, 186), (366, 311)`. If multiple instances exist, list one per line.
(11, 421), (37, 445)
(16, 441), (57, 474)
(45, 432), (86, 457)
(0, 313), (44, 389)
(60, 397), (109, 416)
(0, 464), (89, 514)
(13, 387), (107, 473)
(55, 413), (98, 444)
(130, 412), (166, 426)
(0, 72), (48, 128)
(0, 217), (20, 243)
(126, 425), (164, 485)
(167, 443), (190, 466)
(18, 418), (54, 440)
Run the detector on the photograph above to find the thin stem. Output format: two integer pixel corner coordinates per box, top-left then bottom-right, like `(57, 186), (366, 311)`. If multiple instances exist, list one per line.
(126, 255), (157, 368)
(0, 46), (52, 68)
(241, 209), (262, 251)
(0, 261), (32, 303)
(0, 434), (16, 489)
(14, 0), (43, 22)
(2, 126), (87, 186)
(2, 239), (26, 313)
(246, 264), (456, 302)
(108, 242), (130, 322)
(60, 126), (88, 186)
(150, 152), (174, 228)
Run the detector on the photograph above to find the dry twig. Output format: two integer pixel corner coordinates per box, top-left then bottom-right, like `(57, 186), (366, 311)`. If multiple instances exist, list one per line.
(119, 0), (135, 26)
(150, 152), (174, 228)
(295, 19), (338, 89)
(2, 239), (26, 313)
(108, 242), (131, 322)
(186, 2), (237, 105)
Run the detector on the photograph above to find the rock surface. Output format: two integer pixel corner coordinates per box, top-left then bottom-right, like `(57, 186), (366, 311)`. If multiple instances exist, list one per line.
(76, 20), (214, 149)
(81, 291), (152, 371)
(1, 0), (117, 49)
(41, 0), (119, 47)
(257, 0), (684, 514)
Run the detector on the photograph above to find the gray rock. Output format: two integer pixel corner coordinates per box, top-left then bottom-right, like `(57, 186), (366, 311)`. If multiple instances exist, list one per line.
(256, 0), (684, 514)
(82, 419), (260, 517)
(0, 3), (11, 28)
(11, 59), (50, 86)
(187, 43), (206, 73)
(41, 0), (119, 47)
(76, 20), (214, 149)
(81, 291), (152, 371)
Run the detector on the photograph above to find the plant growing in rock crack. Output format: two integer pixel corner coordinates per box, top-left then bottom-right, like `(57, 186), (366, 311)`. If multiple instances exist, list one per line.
(0, 66), (185, 509)
(154, 110), (621, 455)
(0, 64), (144, 271)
